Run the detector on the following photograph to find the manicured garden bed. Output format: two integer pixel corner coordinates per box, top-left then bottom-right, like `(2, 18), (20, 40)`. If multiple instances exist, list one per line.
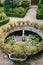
(36, 0), (43, 19)
(4, 0), (30, 18)
(36, 9), (43, 19)
(0, 7), (4, 13)
(5, 7), (29, 18)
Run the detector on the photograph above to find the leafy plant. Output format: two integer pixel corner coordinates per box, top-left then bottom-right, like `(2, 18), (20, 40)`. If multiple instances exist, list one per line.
(21, 0), (30, 7)
(5, 35), (15, 45)
(12, 42), (26, 55)
(4, 0), (29, 17)
(13, 7), (25, 13)
(17, 21), (22, 25)
(26, 45), (37, 55)
(0, 13), (9, 26)
(12, 45), (23, 55)
(36, 0), (43, 19)
(4, 0), (22, 9)
(28, 34), (41, 45)
(38, 4), (43, 9)
(38, 41), (43, 51)
(5, 7), (29, 17)
(32, 22), (39, 28)
(2, 44), (12, 53)
(25, 21), (30, 25)
(36, 9), (43, 19)
(39, 0), (43, 4)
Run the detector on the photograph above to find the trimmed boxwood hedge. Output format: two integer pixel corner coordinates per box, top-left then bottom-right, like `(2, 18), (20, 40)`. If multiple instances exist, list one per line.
(36, 9), (43, 19)
(0, 13), (9, 26)
(36, 0), (43, 19)
(4, 0), (30, 17)
(0, 3), (3, 7)
(21, 0), (30, 7)
(5, 7), (29, 17)
(38, 4), (43, 9)
(0, 7), (4, 13)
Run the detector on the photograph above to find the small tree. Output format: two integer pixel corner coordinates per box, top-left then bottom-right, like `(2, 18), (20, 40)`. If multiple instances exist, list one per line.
(21, 0), (30, 7)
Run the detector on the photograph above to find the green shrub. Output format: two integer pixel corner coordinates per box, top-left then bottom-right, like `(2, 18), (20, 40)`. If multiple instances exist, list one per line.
(39, 0), (43, 4)
(13, 7), (25, 13)
(28, 34), (41, 45)
(5, 7), (29, 17)
(5, 8), (12, 13)
(0, 13), (9, 26)
(4, 0), (22, 9)
(36, 0), (43, 19)
(38, 24), (43, 30)
(5, 35), (15, 45)
(32, 22), (39, 28)
(21, 0), (30, 7)
(39, 41), (43, 50)
(0, 7), (4, 13)
(36, 9), (43, 19)
(38, 4), (43, 9)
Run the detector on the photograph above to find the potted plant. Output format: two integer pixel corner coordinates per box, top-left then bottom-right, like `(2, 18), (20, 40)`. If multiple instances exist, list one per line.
(25, 21), (30, 26)
(31, 22), (39, 29)
(17, 21), (22, 26)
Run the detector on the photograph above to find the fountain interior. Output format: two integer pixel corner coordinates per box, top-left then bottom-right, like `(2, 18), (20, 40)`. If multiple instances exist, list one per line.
(5, 30), (42, 43)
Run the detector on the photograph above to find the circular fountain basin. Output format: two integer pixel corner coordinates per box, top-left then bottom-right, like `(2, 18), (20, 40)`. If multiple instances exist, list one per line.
(0, 22), (43, 62)
(5, 30), (42, 43)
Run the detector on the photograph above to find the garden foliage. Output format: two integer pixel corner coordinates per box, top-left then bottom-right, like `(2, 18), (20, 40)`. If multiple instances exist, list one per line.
(36, 0), (43, 19)
(4, 0), (30, 17)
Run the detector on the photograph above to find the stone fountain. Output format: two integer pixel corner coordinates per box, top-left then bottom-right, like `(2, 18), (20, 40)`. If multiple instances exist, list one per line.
(22, 29), (25, 41)
(0, 21), (43, 62)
